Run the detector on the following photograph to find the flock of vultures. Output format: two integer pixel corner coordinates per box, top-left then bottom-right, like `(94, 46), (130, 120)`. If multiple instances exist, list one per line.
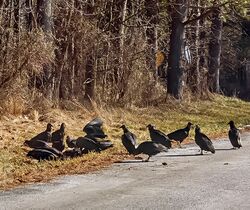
(24, 118), (242, 162)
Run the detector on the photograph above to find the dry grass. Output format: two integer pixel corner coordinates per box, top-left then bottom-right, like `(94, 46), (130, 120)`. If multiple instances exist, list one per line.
(1, 94), (250, 190)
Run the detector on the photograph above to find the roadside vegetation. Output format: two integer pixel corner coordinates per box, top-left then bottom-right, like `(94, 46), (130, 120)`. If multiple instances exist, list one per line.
(0, 95), (250, 190)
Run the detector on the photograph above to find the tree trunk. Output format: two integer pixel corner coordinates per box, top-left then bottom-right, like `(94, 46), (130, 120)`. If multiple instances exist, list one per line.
(199, 0), (208, 94)
(167, 0), (187, 99)
(84, 51), (95, 101)
(19, 0), (32, 32)
(110, 0), (128, 102)
(36, 0), (52, 33)
(187, 0), (200, 94)
(208, 8), (222, 93)
(36, 0), (53, 100)
(84, 0), (96, 102)
(144, 0), (158, 76)
(13, 0), (19, 34)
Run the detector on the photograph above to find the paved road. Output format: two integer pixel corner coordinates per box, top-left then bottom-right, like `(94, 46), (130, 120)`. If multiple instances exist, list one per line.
(1, 134), (250, 210)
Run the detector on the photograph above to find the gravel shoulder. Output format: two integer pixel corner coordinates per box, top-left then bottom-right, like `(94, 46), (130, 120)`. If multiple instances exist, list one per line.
(1, 134), (250, 210)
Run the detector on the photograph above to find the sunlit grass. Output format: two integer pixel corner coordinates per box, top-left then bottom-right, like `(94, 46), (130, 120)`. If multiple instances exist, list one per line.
(1, 94), (250, 190)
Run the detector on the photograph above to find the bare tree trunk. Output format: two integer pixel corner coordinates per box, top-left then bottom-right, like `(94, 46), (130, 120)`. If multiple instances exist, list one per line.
(58, 0), (74, 100)
(167, 0), (188, 99)
(1, 0), (12, 79)
(24, 0), (32, 31)
(84, 50), (95, 101)
(107, 0), (128, 102)
(13, 0), (19, 34)
(36, 0), (52, 33)
(199, 0), (208, 94)
(187, 0), (200, 94)
(84, 0), (96, 102)
(117, 0), (128, 101)
(144, 0), (158, 76)
(208, 8), (222, 93)
(36, 0), (53, 100)
(19, 0), (32, 31)
(53, 0), (73, 101)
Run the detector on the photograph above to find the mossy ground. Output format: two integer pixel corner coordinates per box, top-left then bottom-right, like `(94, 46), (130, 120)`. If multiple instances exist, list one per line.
(1, 95), (250, 190)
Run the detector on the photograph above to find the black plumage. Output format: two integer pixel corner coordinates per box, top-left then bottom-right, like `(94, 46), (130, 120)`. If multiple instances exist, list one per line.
(63, 149), (82, 158)
(29, 123), (53, 142)
(27, 149), (57, 161)
(134, 141), (168, 161)
(83, 118), (107, 139)
(120, 125), (136, 154)
(167, 122), (193, 147)
(98, 140), (114, 150)
(52, 123), (65, 152)
(24, 139), (50, 149)
(228, 121), (242, 149)
(195, 125), (215, 155)
(66, 136), (77, 148)
(41, 147), (64, 158)
(75, 136), (102, 153)
(66, 135), (112, 152)
(147, 124), (172, 149)
(52, 141), (65, 152)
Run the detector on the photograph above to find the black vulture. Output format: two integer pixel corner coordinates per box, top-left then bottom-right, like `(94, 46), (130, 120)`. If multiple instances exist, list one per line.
(75, 136), (102, 153)
(52, 141), (65, 152)
(27, 149), (58, 161)
(228, 121), (242, 149)
(120, 125), (136, 154)
(147, 124), (172, 149)
(167, 122), (193, 147)
(41, 147), (64, 158)
(194, 125), (215, 155)
(29, 123), (53, 142)
(134, 141), (168, 161)
(63, 149), (82, 158)
(98, 140), (114, 150)
(83, 118), (107, 139)
(66, 136), (77, 148)
(24, 139), (50, 149)
(66, 135), (112, 151)
(51, 123), (65, 152)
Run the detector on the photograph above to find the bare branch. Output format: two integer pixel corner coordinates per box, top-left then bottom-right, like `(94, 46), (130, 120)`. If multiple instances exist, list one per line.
(183, 1), (230, 25)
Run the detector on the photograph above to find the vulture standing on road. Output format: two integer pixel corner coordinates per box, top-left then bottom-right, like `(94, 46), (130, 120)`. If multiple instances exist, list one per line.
(52, 123), (66, 152)
(147, 124), (172, 149)
(194, 125), (215, 155)
(228, 121), (242, 149)
(167, 122), (193, 148)
(120, 125), (136, 154)
(134, 141), (168, 162)
(83, 118), (107, 139)
(29, 123), (53, 142)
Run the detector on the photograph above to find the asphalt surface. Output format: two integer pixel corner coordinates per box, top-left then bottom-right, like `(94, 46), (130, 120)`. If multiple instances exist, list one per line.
(1, 134), (250, 210)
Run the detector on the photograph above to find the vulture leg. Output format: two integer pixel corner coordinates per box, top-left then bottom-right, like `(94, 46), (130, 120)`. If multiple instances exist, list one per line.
(200, 150), (203, 155)
(145, 156), (151, 162)
(177, 141), (182, 148)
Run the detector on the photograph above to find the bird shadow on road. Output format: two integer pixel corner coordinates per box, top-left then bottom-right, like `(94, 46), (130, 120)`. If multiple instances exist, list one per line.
(159, 153), (206, 158)
(114, 160), (148, 164)
(215, 148), (234, 151)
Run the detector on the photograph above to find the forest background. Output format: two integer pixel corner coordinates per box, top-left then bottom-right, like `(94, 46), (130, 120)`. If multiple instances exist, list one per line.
(0, 0), (250, 189)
